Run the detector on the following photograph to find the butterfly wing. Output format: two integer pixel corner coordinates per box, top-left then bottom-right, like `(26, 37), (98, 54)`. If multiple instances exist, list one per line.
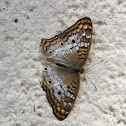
(40, 33), (78, 66)
(40, 17), (92, 67)
(60, 17), (92, 67)
(42, 62), (80, 120)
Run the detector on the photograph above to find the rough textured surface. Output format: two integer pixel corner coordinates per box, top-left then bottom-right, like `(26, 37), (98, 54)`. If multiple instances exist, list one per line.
(0, 0), (126, 126)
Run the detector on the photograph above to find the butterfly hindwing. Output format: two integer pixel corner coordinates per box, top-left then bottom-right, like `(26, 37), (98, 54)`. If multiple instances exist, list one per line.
(42, 62), (80, 120)
(41, 33), (77, 66)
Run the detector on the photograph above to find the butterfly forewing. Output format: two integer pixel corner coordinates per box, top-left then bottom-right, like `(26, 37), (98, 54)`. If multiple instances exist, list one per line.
(40, 17), (92, 120)
(61, 17), (92, 67)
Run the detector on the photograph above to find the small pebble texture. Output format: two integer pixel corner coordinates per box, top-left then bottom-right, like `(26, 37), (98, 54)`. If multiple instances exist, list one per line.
(0, 0), (126, 126)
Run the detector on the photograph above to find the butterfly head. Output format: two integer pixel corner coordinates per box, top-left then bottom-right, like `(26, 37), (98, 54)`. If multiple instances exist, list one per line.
(72, 66), (84, 74)
(79, 68), (84, 74)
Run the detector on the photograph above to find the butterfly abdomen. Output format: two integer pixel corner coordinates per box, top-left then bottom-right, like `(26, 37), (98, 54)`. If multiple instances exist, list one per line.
(55, 62), (83, 73)
(55, 62), (67, 68)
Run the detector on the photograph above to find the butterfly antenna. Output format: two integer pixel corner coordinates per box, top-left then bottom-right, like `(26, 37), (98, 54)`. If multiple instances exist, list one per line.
(85, 60), (104, 71)
(85, 73), (97, 91)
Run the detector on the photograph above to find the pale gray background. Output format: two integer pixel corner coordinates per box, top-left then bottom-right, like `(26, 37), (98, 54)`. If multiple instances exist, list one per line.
(0, 0), (126, 126)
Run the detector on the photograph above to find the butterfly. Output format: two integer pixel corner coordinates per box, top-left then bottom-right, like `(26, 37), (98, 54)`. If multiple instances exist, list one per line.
(40, 17), (92, 120)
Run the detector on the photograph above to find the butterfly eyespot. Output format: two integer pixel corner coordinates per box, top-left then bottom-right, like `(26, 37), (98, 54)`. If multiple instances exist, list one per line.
(49, 81), (52, 83)
(61, 43), (63, 46)
(45, 68), (47, 70)
(58, 91), (61, 95)
(49, 51), (53, 54)
(72, 40), (75, 43)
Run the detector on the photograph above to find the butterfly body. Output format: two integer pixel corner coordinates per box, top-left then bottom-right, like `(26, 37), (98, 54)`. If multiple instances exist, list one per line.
(40, 17), (92, 120)
(55, 62), (83, 73)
